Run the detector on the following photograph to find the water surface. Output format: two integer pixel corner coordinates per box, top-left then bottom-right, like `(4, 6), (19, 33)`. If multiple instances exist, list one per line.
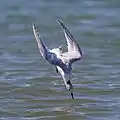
(0, 0), (120, 120)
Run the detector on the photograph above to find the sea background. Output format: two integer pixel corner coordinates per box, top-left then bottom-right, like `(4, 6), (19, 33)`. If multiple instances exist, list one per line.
(0, 0), (120, 120)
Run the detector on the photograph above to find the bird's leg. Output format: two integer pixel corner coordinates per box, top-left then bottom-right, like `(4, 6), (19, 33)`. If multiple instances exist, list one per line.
(55, 66), (58, 73)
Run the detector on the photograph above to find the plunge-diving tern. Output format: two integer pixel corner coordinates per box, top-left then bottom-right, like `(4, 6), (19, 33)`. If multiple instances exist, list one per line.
(32, 20), (82, 99)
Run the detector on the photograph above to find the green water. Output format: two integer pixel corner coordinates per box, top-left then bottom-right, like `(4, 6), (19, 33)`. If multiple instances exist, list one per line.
(0, 0), (120, 119)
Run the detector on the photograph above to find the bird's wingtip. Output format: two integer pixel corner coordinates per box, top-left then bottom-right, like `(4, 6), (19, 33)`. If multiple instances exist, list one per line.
(57, 19), (66, 30)
(32, 22), (35, 28)
(57, 19), (62, 25)
(57, 19), (60, 22)
(32, 22), (38, 32)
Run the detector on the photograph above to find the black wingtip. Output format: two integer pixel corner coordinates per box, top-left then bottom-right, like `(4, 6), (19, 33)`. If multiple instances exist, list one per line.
(57, 19), (61, 23)
(32, 22), (38, 33)
(32, 22), (36, 30)
(32, 21), (35, 27)
(57, 19), (63, 26)
(57, 19), (67, 31)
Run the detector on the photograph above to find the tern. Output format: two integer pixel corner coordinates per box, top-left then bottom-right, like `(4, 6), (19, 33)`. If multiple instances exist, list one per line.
(32, 20), (82, 99)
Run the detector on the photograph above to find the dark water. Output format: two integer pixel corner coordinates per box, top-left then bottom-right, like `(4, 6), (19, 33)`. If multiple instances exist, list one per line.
(0, 0), (120, 119)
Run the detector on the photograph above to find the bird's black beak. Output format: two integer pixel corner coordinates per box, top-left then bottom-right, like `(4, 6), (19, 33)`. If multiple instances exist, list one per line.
(70, 92), (74, 100)
(55, 66), (58, 73)
(67, 80), (74, 100)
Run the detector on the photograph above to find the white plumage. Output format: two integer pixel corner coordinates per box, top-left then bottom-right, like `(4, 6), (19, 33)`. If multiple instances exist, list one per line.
(32, 20), (82, 99)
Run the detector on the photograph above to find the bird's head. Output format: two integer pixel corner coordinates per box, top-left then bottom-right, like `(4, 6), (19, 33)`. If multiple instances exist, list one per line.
(66, 80), (74, 100)
(58, 45), (64, 53)
(58, 67), (74, 99)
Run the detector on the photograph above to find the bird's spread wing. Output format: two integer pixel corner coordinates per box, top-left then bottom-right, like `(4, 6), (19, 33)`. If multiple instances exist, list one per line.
(57, 20), (82, 64)
(32, 22), (48, 59)
(32, 22), (62, 66)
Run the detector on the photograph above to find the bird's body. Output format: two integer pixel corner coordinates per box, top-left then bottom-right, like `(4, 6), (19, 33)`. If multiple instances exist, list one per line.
(32, 20), (82, 99)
